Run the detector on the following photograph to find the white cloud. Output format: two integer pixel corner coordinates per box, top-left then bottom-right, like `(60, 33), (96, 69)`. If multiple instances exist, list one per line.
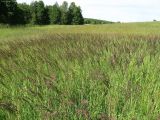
(17, 0), (160, 22)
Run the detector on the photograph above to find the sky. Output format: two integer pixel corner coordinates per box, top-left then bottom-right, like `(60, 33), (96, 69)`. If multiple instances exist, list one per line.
(17, 0), (160, 22)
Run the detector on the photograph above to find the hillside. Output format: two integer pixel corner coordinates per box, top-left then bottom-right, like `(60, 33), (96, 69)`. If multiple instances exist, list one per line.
(84, 18), (114, 24)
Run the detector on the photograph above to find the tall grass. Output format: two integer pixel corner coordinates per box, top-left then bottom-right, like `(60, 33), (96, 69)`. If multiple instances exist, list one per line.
(1, 23), (160, 120)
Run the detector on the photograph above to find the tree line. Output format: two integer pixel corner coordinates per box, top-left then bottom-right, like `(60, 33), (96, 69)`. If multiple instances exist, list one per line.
(84, 18), (114, 24)
(0, 0), (84, 25)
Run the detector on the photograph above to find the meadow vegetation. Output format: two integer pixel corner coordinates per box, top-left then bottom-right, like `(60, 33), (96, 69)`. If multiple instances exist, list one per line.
(1, 22), (160, 120)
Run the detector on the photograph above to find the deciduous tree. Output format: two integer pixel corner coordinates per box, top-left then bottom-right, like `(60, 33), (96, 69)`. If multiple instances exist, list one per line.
(60, 1), (69, 25)
(49, 2), (61, 24)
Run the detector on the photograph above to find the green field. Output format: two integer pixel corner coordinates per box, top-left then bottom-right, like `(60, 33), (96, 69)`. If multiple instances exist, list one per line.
(1, 22), (160, 120)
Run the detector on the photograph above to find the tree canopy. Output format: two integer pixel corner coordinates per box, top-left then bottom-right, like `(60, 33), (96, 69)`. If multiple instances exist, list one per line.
(0, 0), (84, 25)
(48, 2), (61, 24)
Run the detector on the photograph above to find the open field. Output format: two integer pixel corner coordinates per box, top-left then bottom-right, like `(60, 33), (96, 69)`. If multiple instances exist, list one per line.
(1, 22), (160, 120)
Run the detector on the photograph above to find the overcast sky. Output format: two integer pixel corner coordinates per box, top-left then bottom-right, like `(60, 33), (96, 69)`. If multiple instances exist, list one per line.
(17, 0), (160, 22)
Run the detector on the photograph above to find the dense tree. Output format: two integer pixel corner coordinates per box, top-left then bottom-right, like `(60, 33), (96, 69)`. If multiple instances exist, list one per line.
(0, 0), (84, 25)
(18, 3), (32, 24)
(68, 2), (84, 25)
(0, 0), (29, 25)
(68, 2), (76, 24)
(72, 6), (84, 25)
(0, 0), (18, 24)
(13, 6), (26, 24)
(43, 7), (50, 25)
(0, 0), (7, 23)
(49, 2), (61, 24)
(30, 1), (49, 25)
(60, 1), (69, 24)
(7, 0), (18, 24)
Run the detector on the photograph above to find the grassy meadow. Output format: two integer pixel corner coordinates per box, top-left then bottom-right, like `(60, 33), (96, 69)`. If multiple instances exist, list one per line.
(1, 22), (160, 120)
